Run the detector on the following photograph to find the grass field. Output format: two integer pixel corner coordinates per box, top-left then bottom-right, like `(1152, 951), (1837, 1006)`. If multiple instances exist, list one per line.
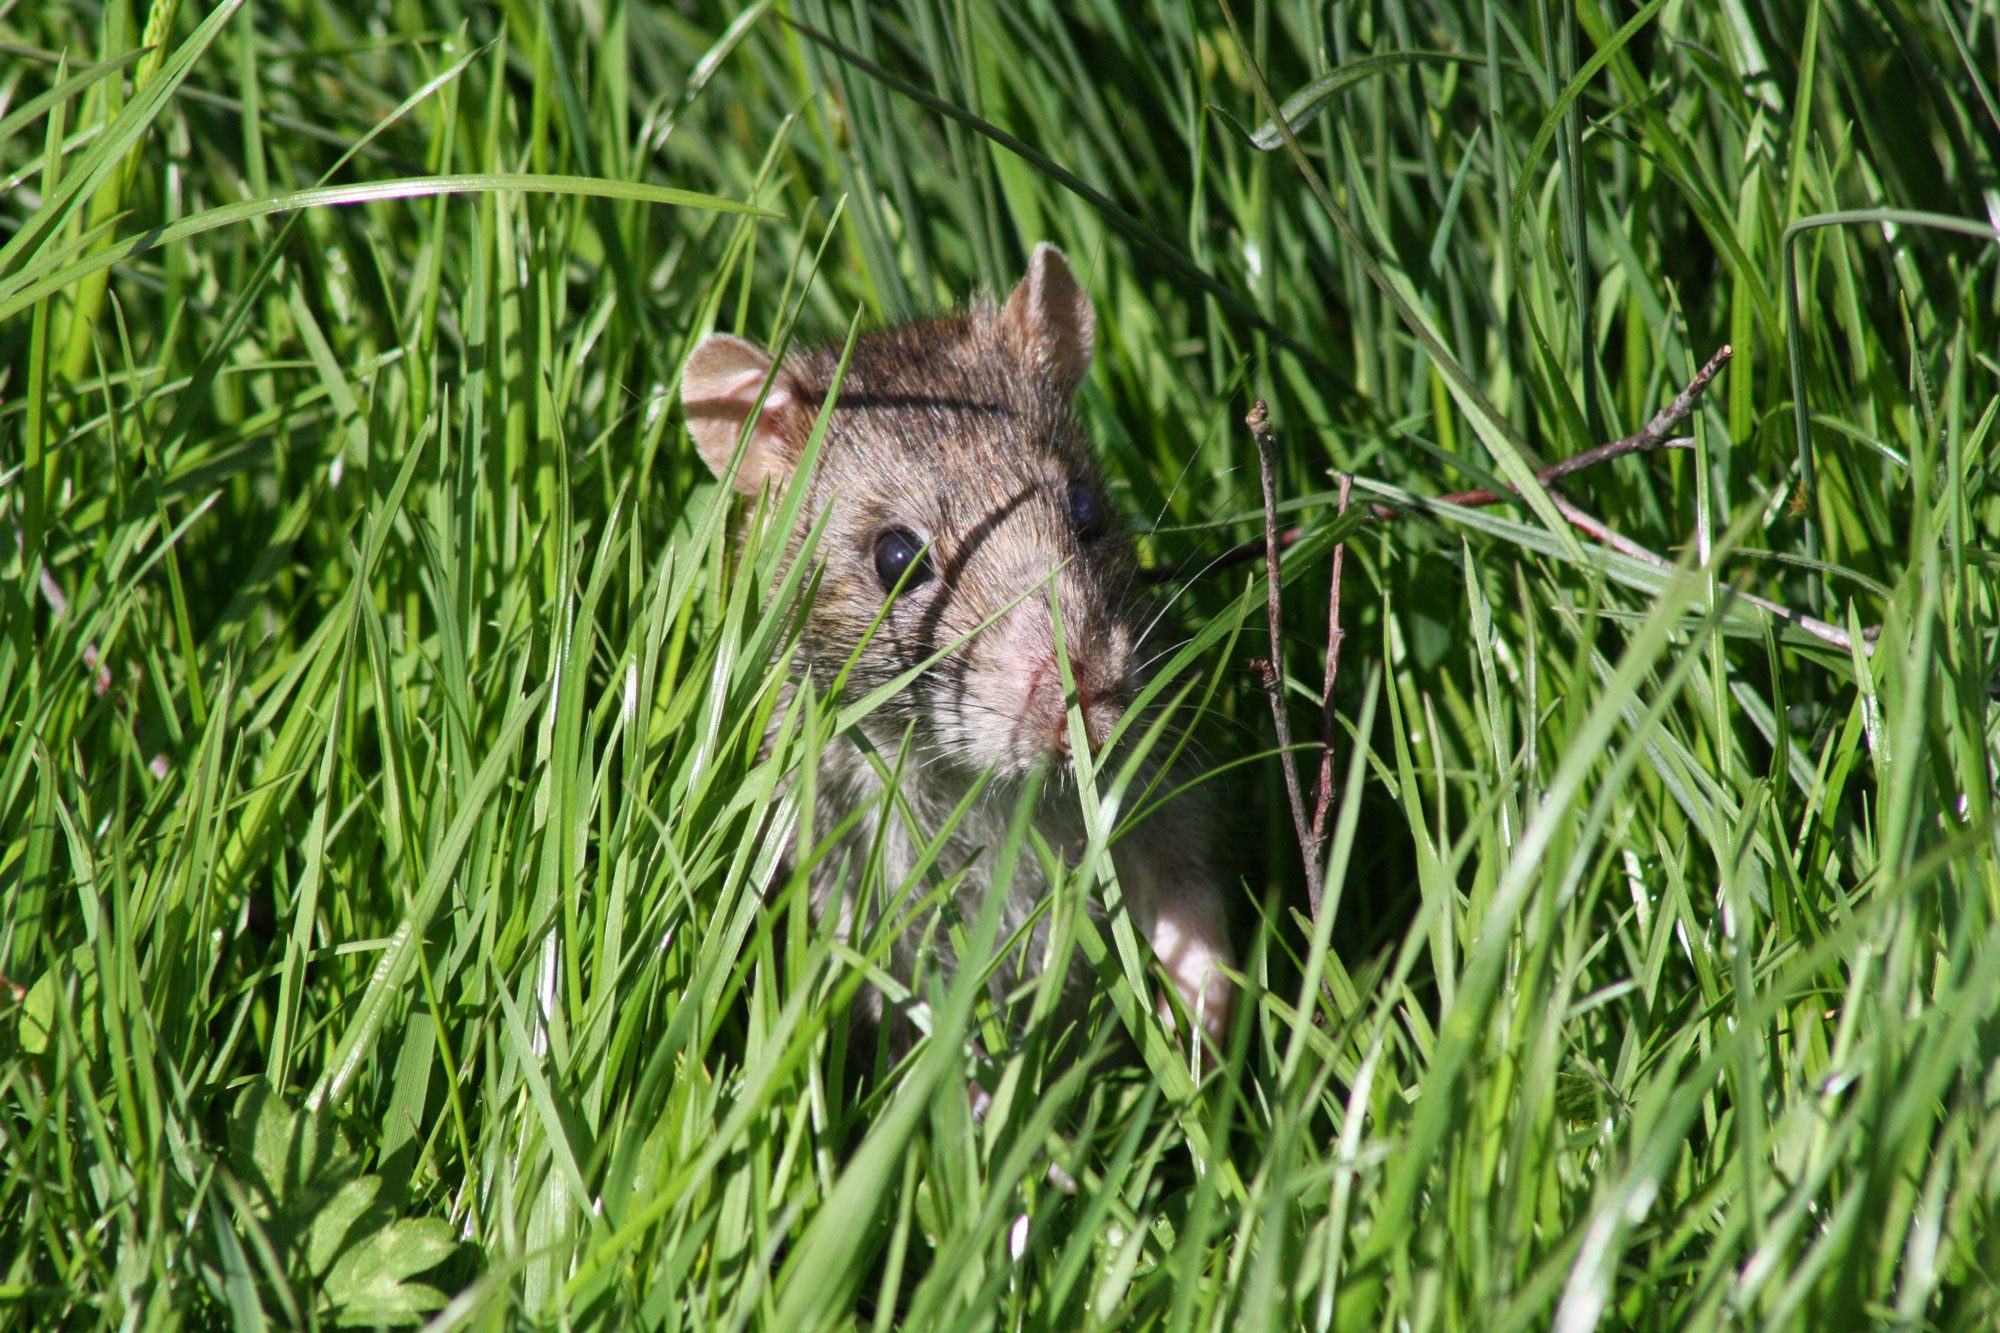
(4, 0), (1999, 1327)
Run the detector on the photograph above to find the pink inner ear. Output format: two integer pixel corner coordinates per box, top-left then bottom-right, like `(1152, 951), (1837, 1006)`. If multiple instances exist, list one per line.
(683, 331), (809, 492)
(724, 369), (792, 415)
(693, 364), (791, 418)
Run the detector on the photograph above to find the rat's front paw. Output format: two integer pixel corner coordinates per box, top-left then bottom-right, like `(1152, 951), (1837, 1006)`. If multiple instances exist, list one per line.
(1148, 911), (1235, 1054)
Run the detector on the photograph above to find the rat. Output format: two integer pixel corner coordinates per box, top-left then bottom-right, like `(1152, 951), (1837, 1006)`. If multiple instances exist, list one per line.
(682, 243), (1234, 1054)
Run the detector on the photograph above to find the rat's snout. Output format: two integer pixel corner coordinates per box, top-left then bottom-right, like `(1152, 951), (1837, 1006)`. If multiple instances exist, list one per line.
(1044, 654), (1125, 757)
(1011, 621), (1132, 765)
(947, 549), (1140, 773)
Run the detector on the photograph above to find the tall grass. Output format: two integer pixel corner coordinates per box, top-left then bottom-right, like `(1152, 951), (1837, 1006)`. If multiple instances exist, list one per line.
(2, 0), (1997, 1326)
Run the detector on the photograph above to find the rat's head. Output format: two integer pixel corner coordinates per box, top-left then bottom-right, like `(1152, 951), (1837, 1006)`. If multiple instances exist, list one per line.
(684, 244), (1143, 778)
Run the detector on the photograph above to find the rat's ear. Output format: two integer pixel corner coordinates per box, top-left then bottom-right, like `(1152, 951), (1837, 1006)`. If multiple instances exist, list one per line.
(1000, 242), (1094, 395)
(683, 333), (806, 494)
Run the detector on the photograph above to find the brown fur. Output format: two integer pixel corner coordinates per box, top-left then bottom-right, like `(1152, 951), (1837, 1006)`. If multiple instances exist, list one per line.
(685, 246), (1234, 1053)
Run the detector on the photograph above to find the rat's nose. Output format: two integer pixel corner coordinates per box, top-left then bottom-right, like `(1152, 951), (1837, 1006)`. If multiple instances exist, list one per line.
(1044, 658), (1122, 756)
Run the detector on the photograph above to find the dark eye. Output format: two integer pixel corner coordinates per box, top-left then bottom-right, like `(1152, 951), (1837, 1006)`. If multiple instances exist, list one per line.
(872, 528), (933, 593)
(1069, 481), (1107, 539)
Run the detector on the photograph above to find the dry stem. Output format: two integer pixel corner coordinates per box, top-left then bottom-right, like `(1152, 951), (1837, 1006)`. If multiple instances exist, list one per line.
(1223, 345), (1866, 933)
(1149, 345), (1734, 584)
(1248, 401), (1325, 917)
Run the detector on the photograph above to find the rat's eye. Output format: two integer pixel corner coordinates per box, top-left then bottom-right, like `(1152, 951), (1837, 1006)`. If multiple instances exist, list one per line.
(873, 528), (933, 593)
(1069, 481), (1107, 540)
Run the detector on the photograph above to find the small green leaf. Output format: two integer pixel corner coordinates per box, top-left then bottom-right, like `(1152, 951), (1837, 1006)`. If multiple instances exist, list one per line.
(330, 1281), (449, 1328)
(13, 947), (99, 1056)
(16, 970), (55, 1056)
(235, 1085), (356, 1219)
(322, 1221), (457, 1325)
(223, 1089), (460, 1321)
(306, 1176), (384, 1278)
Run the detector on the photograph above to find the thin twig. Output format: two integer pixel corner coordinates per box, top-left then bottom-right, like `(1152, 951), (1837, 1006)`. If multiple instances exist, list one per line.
(1640, 343), (1737, 445)
(1248, 401), (1325, 916)
(1147, 345), (1734, 583)
(1398, 346), (1735, 512)
(1308, 473), (1351, 887)
(1216, 347), (1860, 946)
(1426, 437), (1694, 509)
(1546, 494), (1860, 653)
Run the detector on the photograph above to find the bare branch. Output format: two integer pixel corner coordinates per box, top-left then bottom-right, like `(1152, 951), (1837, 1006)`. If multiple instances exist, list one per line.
(1248, 401), (1325, 918)
(1147, 345), (1734, 582)
(1429, 346), (1733, 507)
(1426, 437), (1694, 510)
(1546, 494), (1860, 654)
(1639, 343), (1737, 445)
(1308, 473), (1351, 864)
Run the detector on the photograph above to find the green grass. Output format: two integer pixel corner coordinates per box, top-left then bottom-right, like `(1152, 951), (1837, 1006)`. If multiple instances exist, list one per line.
(3, 0), (1998, 1326)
